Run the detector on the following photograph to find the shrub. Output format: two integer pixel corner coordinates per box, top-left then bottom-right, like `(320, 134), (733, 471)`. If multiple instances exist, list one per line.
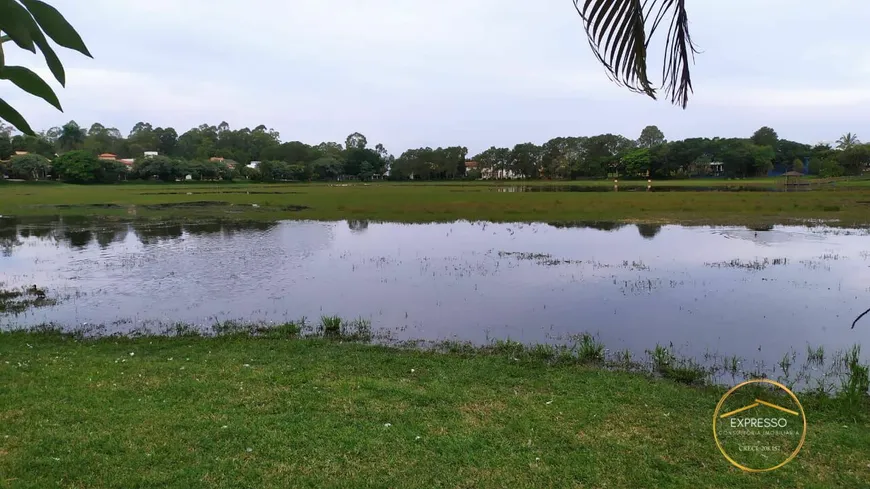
(52, 151), (101, 183)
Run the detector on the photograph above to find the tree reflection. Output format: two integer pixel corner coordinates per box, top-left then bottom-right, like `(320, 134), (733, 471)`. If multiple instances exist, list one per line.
(636, 224), (662, 239)
(347, 220), (369, 233)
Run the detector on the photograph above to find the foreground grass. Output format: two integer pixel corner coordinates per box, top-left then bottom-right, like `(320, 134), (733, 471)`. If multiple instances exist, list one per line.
(0, 332), (868, 488)
(2, 180), (870, 226)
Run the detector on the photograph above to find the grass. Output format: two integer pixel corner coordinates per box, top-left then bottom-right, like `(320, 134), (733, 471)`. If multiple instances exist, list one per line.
(0, 329), (868, 488)
(1, 180), (870, 226)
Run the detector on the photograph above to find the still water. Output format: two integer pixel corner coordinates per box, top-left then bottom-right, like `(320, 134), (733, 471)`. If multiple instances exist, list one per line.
(1, 217), (868, 370)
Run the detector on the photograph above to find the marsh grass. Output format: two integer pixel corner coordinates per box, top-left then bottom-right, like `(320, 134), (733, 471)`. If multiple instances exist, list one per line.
(0, 325), (868, 488)
(4, 181), (870, 227)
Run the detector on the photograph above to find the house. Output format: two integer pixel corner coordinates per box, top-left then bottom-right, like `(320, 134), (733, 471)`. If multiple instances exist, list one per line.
(209, 157), (225, 163)
(143, 151), (158, 158)
(119, 158), (135, 169)
(247, 161), (260, 169)
(98, 153), (117, 161)
(465, 161), (479, 170)
(481, 167), (518, 180)
(14, 151), (28, 156)
(709, 162), (724, 176)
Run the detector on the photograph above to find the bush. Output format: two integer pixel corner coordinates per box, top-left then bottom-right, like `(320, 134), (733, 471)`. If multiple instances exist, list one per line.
(819, 158), (844, 178)
(52, 151), (101, 183)
(8, 153), (51, 180)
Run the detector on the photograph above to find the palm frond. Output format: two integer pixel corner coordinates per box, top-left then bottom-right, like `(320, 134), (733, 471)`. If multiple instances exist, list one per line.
(573, 0), (698, 108)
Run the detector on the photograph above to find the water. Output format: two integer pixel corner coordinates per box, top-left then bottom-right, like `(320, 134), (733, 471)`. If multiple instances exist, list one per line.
(1, 217), (868, 373)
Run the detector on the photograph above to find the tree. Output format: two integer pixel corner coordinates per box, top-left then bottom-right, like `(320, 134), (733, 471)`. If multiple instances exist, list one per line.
(792, 158), (804, 173)
(508, 143), (542, 179)
(8, 153), (50, 180)
(622, 148), (651, 176)
(0, 1), (92, 135)
(0, 131), (12, 160)
(838, 145), (870, 175)
(57, 120), (85, 151)
(819, 158), (844, 178)
(52, 150), (101, 183)
(836, 132), (860, 150)
(345, 132), (367, 150)
(750, 127), (778, 148)
(311, 157), (343, 180)
(344, 147), (381, 177)
(154, 127), (178, 157)
(573, 0), (697, 107)
(638, 125), (665, 148)
(133, 155), (184, 182)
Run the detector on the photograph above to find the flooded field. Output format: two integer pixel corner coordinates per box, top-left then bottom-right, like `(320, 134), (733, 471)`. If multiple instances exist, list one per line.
(1, 216), (868, 377)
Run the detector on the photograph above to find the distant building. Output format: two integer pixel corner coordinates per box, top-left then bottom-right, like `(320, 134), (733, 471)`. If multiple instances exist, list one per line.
(98, 153), (117, 161)
(709, 162), (724, 176)
(209, 157), (225, 163)
(14, 151), (28, 156)
(465, 161), (479, 170)
(119, 158), (135, 169)
(481, 167), (518, 180)
(247, 161), (260, 169)
(143, 151), (158, 158)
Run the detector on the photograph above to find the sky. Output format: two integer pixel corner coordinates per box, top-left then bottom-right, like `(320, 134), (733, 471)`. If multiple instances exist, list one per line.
(4, 0), (870, 155)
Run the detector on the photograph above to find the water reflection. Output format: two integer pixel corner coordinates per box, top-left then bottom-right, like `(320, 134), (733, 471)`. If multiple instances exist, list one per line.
(0, 217), (280, 250)
(1, 217), (868, 377)
(348, 220), (369, 233)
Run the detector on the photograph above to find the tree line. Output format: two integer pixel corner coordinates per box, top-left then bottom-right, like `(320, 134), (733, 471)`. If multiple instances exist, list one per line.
(0, 121), (866, 183)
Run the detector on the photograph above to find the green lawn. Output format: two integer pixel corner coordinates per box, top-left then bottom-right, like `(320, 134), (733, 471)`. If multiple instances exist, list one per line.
(1, 180), (870, 226)
(0, 332), (867, 488)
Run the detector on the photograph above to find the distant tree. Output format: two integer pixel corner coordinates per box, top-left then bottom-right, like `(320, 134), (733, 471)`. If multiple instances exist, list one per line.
(133, 155), (184, 182)
(314, 142), (344, 160)
(344, 147), (382, 177)
(622, 148), (651, 176)
(52, 150), (101, 183)
(637, 125), (665, 148)
(11, 133), (54, 158)
(792, 158), (804, 173)
(836, 132), (860, 150)
(311, 157), (343, 180)
(819, 158), (845, 178)
(8, 153), (50, 180)
(508, 143), (542, 178)
(58, 121), (86, 151)
(154, 127), (179, 157)
(345, 132), (367, 150)
(0, 131), (12, 160)
(751, 127), (778, 149)
(838, 145), (870, 175)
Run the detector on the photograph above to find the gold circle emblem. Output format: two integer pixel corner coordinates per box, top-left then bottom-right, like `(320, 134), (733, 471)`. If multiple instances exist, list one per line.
(712, 379), (807, 472)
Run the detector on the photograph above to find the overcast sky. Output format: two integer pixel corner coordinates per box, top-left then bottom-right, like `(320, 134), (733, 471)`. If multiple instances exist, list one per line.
(5, 0), (870, 155)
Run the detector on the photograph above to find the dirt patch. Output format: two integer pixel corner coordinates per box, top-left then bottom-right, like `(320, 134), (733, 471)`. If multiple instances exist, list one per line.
(141, 201), (232, 210)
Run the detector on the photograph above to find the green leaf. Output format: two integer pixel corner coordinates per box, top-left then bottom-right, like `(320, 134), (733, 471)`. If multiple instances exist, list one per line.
(20, 0), (92, 57)
(0, 0), (38, 53)
(0, 97), (35, 135)
(30, 29), (64, 86)
(0, 65), (62, 110)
